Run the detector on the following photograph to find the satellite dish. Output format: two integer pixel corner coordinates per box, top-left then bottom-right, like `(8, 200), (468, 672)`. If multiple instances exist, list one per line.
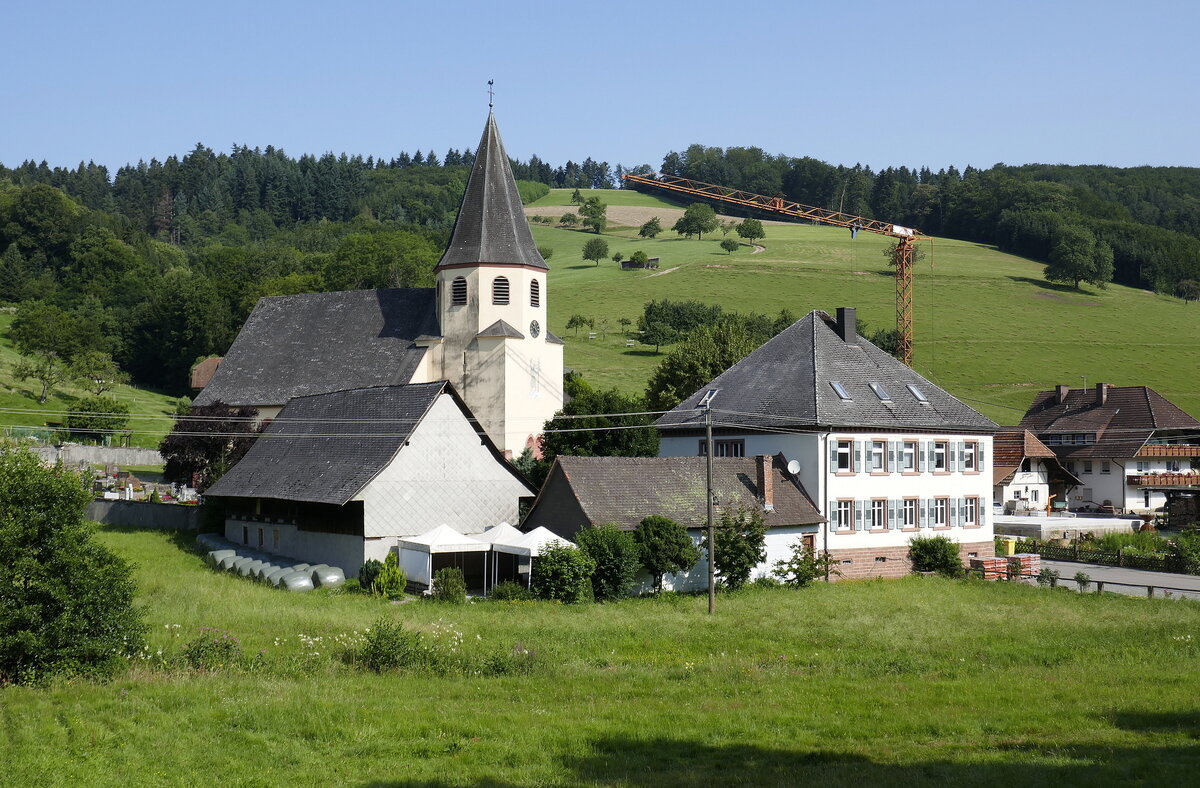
(786, 459), (801, 475)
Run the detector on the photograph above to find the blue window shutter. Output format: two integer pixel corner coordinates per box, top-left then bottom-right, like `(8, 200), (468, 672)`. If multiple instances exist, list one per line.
(888, 500), (897, 529)
(979, 505), (987, 527)
(829, 442), (838, 468)
(828, 499), (838, 524)
(979, 443), (986, 471)
(918, 498), (927, 527)
(854, 442), (863, 473)
(948, 442), (958, 473)
(958, 442), (966, 470)
(950, 498), (960, 527)
(888, 441), (898, 471)
(854, 500), (864, 530)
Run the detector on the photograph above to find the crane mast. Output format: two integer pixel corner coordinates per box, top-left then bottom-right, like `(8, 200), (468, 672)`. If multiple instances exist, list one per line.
(621, 172), (927, 366)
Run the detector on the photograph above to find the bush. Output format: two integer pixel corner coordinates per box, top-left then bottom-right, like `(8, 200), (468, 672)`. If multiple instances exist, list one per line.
(0, 449), (145, 684)
(1167, 532), (1200, 574)
(431, 566), (467, 604)
(358, 558), (383, 592)
(1036, 567), (1060, 586)
(489, 581), (534, 601)
(773, 541), (839, 587)
(357, 619), (425, 672)
(182, 628), (242, 670)
(576, 523), (640, 601)
(1074, 571), (1092, 592)
(374, 552), (407, 600)
(908, 536), (963, 577)
(704, 506), (767, 590)
(531, 544), (595, 603)
(634, 515), (700, 592)
(537, 245), (554, 260)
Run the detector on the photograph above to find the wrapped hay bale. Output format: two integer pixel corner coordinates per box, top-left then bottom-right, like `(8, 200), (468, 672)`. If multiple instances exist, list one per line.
(206, 549), (237, 568)
(266, 568), (292, 587)
(311, 566), (345, 589)
(238, 560), (265, 577)
(282, 571), (314, 592)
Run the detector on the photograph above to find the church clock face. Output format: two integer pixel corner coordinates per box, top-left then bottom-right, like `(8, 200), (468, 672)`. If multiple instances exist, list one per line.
(529, 320), (540, 338)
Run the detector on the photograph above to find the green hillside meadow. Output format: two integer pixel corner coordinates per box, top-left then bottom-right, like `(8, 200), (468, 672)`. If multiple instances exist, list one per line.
(0, 314), (179, 448)
(530, 189), (1200, 424)
(1, 527), (1198, 785)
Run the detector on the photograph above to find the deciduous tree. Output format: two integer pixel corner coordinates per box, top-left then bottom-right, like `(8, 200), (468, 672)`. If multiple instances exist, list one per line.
(72, 351), (129, 395)
(638, 217), (662, 238)
(578, 196), (607, 233)
(582, 237), (609, 266)
(644, 320), (758, 409)
(720, 238), (739, 254)
(672, 203), (718, 239)
(703, 506), (767, 590)
(1044, 225), (1114, 290)
(735, 218), (765, 245)
(159, 402), (261, 491)
(634, 515), (700, 592)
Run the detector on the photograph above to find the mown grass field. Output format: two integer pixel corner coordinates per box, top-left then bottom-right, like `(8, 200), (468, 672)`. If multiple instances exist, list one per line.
(530, 189), (1200, 424)
(3, 526), (1199, 786)
(0, 314), (179, 449)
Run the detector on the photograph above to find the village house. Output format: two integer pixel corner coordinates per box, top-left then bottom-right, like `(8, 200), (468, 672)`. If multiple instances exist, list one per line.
(655, 307), (998, 579)
(992, 429), (1081, 513)
(1017, 384), (1200, 515)
(522, 454), (825, 591)
(205, 383), (536, 578)
(194, 111), (564, 458)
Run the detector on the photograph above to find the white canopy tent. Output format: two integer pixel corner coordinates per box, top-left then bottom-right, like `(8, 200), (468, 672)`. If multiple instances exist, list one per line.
(491, 526), (576, 588)
(397, 524), (489, 591)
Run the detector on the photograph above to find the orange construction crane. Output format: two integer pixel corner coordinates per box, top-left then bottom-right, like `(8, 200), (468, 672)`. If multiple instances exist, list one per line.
(621, 172), (929, 366)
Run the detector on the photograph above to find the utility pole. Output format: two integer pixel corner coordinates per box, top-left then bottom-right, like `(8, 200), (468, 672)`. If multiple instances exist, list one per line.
(702, 395), (717, 614)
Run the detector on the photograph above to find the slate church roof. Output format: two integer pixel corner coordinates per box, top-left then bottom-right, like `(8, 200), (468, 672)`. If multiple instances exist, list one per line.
(437, 111), (548, 271)
(207, 382), (532, 505)
(195, 289), (438, 407)
(656, 309), (997, 433)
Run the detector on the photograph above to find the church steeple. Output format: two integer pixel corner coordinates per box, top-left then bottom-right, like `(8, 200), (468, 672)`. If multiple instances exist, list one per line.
(436, 112), (548, 271)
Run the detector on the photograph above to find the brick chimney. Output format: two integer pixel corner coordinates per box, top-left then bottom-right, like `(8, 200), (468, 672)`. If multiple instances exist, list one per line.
(1095, 383), (1108, 406)
(756, 455), (774, 511)
(1056, 384), (1070, 404)
(836, 307), (857, 345)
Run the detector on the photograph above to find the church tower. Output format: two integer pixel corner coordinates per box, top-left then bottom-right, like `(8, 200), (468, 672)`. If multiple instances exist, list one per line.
(419, 111), (564, 457)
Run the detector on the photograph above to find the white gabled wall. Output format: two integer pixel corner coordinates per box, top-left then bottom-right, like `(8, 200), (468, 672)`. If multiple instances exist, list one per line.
(356, 393), (530, 539)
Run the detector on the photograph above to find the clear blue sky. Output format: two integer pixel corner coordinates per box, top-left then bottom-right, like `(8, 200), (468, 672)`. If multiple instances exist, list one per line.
(2, 0), (1196, 175)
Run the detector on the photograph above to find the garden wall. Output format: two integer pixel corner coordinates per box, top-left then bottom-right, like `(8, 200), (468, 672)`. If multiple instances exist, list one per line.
(88, 500), (201, 531)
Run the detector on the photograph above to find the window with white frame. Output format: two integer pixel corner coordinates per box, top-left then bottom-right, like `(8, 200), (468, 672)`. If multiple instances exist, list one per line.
(902, 441), (917, 472)
(1166, 460), (1182, 472)
(902, 499), (917, 528)
(964, 497), (978, 526)
(871, 500), (886, 529)
(835, 500), (853, 529)
(963, 441), (977, 472)
(1032, 490), (1040, 502)
(1083, 460), (1093, 474)
(698, 439), (745, 457)
(933, 442), (947, 471)
(870, 441), (886, 472)
(1136, 461), (1150, 472)
(836, 440), (852, 472)
(1101, 461), (1111, 474)
(934, 498), (949, 527)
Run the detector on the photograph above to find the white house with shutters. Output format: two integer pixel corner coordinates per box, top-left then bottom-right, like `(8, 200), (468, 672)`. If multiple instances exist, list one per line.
(656, 308), (998, 580)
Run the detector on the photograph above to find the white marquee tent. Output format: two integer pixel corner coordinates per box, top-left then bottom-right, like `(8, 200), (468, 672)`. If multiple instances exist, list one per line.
(397, 524), (489, 590)
(492, 526), (576, 588)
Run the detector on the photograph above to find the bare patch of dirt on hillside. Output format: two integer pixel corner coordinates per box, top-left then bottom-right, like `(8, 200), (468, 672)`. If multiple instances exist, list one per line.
(1033, 291), (1101, 306)
(751, 244), (765, 254)
(705, 265), (730, 269)
(647, 266), (681, 277)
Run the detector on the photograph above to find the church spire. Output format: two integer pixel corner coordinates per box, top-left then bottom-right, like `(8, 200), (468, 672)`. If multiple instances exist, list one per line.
(436, 112), (548, 271)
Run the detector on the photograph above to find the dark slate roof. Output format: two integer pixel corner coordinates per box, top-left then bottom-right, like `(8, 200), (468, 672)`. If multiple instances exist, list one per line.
(476, 319), (524, 339)
(545, 331), (565, 345)
(656, 310), (997, 433)
(1018, 386), (1200, 459)
(546, 454), (824, 530)
(436, 112), (548, 271)
(207, 383), (446, 505)
(195, 289), (438, 407)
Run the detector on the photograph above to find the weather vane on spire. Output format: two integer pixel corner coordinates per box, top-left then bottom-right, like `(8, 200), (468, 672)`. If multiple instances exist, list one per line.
(488, 79), (494, 109)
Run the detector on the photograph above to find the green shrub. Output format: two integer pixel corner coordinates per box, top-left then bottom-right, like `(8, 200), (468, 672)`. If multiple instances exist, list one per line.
(1074, 571), (1092, 592)
(374, 552), (406, 600)
(773, 541), (839, 587)
(531, 544), (595, 604)
(576, 523), (640, 601)
(357, 619), (425, 672)
(750, 575), (781, 589)
(0, 449), (145, 685)
(182, 628), (242, 670)
(432, 566), (467, 604)
(358, 559), (383, 592)
(703, 506), (767, 590)
(1167, 532), (1200, 574)
(1037, 567), (1060, 586)
(634, 515), (700, 592)
(908, 536), (963, 577)
(490, 581), (534, 601)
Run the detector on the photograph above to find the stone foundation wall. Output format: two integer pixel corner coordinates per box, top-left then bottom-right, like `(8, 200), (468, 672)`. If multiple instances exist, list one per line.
(827, 540), (994, 581)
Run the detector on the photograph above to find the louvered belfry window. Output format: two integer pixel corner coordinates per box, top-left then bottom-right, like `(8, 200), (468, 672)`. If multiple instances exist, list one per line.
(530, 278), (540, 307)
(492, 276), (510, 305)
(451, 276), (467, 305)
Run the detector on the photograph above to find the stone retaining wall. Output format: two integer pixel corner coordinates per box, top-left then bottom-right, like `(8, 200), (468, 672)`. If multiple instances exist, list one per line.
(827, 540), (994, 581)
(87, 500), (201, 530)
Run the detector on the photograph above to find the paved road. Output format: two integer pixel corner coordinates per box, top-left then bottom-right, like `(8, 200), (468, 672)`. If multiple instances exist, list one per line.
(1039, 560), (1200, 601)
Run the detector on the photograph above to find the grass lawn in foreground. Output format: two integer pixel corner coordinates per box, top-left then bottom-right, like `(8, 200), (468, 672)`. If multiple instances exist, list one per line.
(2, 526), (1198, 786)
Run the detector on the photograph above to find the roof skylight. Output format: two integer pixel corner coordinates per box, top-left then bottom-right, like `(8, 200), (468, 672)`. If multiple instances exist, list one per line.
(830, 381), (851, 400)
(868, 382), (892, 402)
(906, 383), (929, 403)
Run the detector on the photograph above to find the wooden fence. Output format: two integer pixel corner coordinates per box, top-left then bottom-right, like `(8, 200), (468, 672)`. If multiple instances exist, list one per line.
(1013, 539), (1186, 574)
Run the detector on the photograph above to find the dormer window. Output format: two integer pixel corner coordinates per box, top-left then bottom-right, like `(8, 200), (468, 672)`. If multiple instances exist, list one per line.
(451, 276), (467, 305)
(492, 276), (510, 305)
(530, 279), (540, 307)
(906, 383), (929, 403)
(830, 381), (851, 401)
(868, 382), (892, 402)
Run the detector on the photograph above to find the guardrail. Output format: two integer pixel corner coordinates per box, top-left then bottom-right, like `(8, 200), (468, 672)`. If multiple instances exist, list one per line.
(968, 566), (1197, 599)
